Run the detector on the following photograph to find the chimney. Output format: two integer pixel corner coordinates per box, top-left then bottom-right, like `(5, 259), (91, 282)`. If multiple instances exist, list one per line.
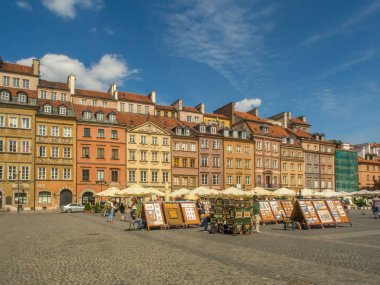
(108, 83), (118, 100)
(171, 99), (183, 111)
(130, 120), (134, 128)
(195, 103), (205, 114)
(214, 102), (235, 120)
(362, 147), (365, 158)
(149, 91), (156, 104)
(32, 59), (40, 76)
(298, 116), (307, 122)
(0, 56), (3, 68)
(67, 74), (76, 94)
(247, 108), (259, 117)
(163, 122), (167, 129)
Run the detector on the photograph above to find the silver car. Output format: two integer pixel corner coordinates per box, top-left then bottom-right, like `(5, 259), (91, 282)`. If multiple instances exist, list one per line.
(61, 204), (85, 213)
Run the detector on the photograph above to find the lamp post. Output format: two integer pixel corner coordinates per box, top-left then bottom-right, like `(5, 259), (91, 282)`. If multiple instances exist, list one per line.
(17, 170), (21, 213)
(96, 180), (108, 202)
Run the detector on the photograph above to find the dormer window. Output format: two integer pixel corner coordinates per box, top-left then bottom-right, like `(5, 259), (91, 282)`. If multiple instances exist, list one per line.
(184, 129), (190, 136)
(59, 106), (67, 115)
(210, 126), (216, 134)
(223, 129), (229, 137)
(1, 91), (10, 101)
(176, 128), (182, 135)
(96, 112), (104, 121)
(232, 130), (238, 138)
(260, 126), (269, 133)
(240, 131), (246, 139)
(109, 113), (116, 122)
(18, 93), (27, 103)
(83, 110), (91, 120)
(200, 125), (206, 133)
(282, 138), (287, 144)
(44, 104), (52, 113)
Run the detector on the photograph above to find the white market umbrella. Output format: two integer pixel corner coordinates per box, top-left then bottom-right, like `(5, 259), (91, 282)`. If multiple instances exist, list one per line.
(273, 188), (297, 197)
(300, 188), (314, 197)
(169, 188), (190, 198)
(94, 187), (120, 197)
(145, 188), (165, 197)
(189, 186), (220, 197)
(221, 187), (248, 197)
(321, 189), (343, 198)
(116, 184), (148, 197)
(351, 190), (377, 197)
(184, 194), (199, 201)
(246, 187), (274, 197)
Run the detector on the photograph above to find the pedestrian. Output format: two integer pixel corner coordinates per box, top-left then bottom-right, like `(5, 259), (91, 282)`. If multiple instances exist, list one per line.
(107, 200), (115, 223)
(252, 198), (261, 233)
(372, 196), (380, 219)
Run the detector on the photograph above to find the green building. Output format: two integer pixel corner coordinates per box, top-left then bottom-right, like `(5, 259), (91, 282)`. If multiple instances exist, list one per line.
(335, 149), (358, 192)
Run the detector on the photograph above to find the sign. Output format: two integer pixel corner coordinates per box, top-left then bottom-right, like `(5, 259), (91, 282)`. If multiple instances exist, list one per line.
(280, 200), (294, 218)
(163, 202), (185, 226)
(326, 200), (351, 225)
(312, 200), (335, 225)
(143, 202), (166, 230)
(269, 200), (284, 222)
(180, 202), (200, 225)
(259, 201), (275, 223)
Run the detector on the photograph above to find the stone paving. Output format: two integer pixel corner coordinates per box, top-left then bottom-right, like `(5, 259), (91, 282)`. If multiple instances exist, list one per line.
(1, 210), (380, 285)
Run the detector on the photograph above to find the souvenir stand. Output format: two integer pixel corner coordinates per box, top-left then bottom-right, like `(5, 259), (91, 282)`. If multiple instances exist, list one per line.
(325, 200), (352, 226)
(142, 202), (167, 231)
(280, 200), (294, 218)
(162, 202), (186, 228)
(312, 200), (337, 228)
(269, 200), (284, 223)
(259, 201), (276, 224)
(209, 198), (252, 235)
(290, 200), (322, 230)
(180, 202), (201, 226)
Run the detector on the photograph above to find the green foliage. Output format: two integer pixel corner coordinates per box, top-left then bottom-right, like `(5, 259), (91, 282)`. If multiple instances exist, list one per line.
(355, 198), (367, 207)
(84, 202), (92, 211)
(92, 203), (100, 213)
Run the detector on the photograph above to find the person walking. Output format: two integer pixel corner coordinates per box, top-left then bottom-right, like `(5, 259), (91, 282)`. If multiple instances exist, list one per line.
(373, 196), (380, 219)
(107, 200), (115, 223)
(252, 199), (261, 233)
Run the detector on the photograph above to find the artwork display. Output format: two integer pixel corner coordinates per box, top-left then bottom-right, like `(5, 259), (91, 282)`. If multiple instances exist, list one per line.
(143, 202), (166, 230)
(269, 200), (284, 221)
(280, 201), (294, 218)
(163, 202), (185, 226)
(312, 200), (335, 225)
(297, 200), (321, 226)
(259, 201), (275, 223)
(180, 202), (201, 225)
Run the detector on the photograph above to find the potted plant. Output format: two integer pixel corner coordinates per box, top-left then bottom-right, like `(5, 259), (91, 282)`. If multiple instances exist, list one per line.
(93, 203), (100, 213)
(84, 202), (92, 214)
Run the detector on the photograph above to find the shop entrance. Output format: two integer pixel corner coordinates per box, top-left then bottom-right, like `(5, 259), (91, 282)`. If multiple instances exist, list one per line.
(82, 192), (94, 205)
(60, 189), (72, 207)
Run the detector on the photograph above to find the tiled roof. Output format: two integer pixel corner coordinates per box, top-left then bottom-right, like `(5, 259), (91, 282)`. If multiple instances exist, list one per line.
(246, 121), (288, 139)
(287, 128), (312, 139)
(73, 105), (119, 121)
(118, 91), (153, 105)
(204, 113), (229, 120)
(118, 113), (165, 129)
(358, 157), (380, 165)
(234, 111), (270, 123)
(156, 105), (177, 111)
(290, 118), (310, 126)
(74, 88), (114, 100)
(38, 99), (72, 108)
(0, 86), (38, 99)
(182, 106), (201, 113)
(0, 62), (34, 76)
(39, 80), (69, 91)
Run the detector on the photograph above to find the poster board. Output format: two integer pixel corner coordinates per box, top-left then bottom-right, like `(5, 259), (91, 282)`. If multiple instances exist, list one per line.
(259, 201), (276, 223)
(201, 199), (211, 216)
(312, 200), (336, 226)
(269, 200), (284, 222)
(163, 202), (185, 227)
(143, 202), (166, 230)
(291, 200), (321, 229)
(326, 200), (351, 225)
(280, 200), (294, 218)
(180, 202), (201, 225)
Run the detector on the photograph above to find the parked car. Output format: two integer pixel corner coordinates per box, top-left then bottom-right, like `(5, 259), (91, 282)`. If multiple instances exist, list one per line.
(61, 204), (85, 213)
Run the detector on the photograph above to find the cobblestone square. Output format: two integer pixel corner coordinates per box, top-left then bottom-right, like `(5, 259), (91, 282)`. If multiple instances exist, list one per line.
(1, 210), (380, 285)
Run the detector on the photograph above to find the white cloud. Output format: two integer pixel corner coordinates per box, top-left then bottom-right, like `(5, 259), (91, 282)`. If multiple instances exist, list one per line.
(17, 53), (139, 91)
(161, 1), (278, 95)
(41, 0), (104, 19)
(235, 98), (262, 112)
(16, 0), (32, 11)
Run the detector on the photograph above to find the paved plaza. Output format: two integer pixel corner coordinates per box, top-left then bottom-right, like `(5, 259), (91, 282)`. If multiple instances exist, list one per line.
(1, 210), (380, 285)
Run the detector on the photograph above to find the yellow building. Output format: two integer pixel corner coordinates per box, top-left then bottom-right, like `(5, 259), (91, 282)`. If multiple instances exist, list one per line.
(121, 114), (171, 191)
(203, 113), (231, 128)
(35, 80), (77, 209)
(280, 138), (304, 192)
(0, 59), (39, 210)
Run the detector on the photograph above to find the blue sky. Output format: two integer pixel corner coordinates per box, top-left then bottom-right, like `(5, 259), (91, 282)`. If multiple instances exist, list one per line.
(1, 0), (380, 144)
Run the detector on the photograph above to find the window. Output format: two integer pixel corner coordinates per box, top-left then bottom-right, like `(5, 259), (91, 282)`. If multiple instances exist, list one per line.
(190, 159), (195, 168)
(44, 105), (52, 113)
(96, 112), (104, 121)
(111, 170), (119, 182)
(109, 113), (116, 122)
(201, 156), (208, 167)
(137, 105), (142, 114)
(59, 106), (67, 115)
(0, 115), (4, 127)
(21, 166), (29, 180)
(245, 176), (251, 185)
(140, 171), (147, 182)
(201, 139), (208, 149)
(152, 137), (158, 145)
(187, 115), (192, 122)
(0, 140), (3, 152)
(81, 99), (87, 105)
(20, 141), (30, 153)
(51, 168), (59, 180)
(97, 148), (105, 159)
(282, 162), (287, 170)
(236, 176), (241, 185)
(282, 175), (287, 185)
(140, 151), (147, 161)
(97, 170), (105, 181)
(182, 177), (188, 186)
(227, 158), (232, 168)
(63, 127), (72, 137)
(128, 171), (136, 182)
(83, 111), (91, 120)
(227, 145), (232, 153)
(13, 78), (20, 87)
(290, 163), (294, 171)
(111, 130), (118, 139)
(273, 144), (278, 152)
(40, 90), (47, 99)
(141, 136), (147, 144)
(38, 168), (46, 180)
(200, 125), (206, 133)
(103, 101), (107, 108)
(212, 175), (219, 185)
(256, 141), (262, 150)
(61, 93), (67, 101)
(236, 159), (242, 168)
(8, 166), (17, 180)
(128, 104), (133, 113)
(18, 93), (27, 102)
(163, 138), (169, 146)
(51, 147), (59, 158)
(145, 106), (149, 114)
(112, 149), (119, 159)
(290, 176), (295, 185)
(298, 177), (302, 185)
(256, 158), (262, 167)
(9, 117), (18, 128)
(83, 128), (91, 137)
(184, 129), (190, 136)
(174, 177), (179, 186)
(51, 92), (57, 100)
(129, 135), (135, 143)
(298, 164), (302, 171)
(164, 111), (168, 117)
(212, 140), (219, 149)
(51, 126), (59, 137)
(213, 157), (220, 167)
(163, 153), (169, 163)
(244, 146), (250, 154)
(152, 171), (158, 182)
(264, 142), (270, 152)
(298, 151), (302, 157)
(182, 143), (188, 151)
(211, 126), (216, 134)
(129, 150), (136, 160)
(39, 146), (46, 157)
(9, 140), (17, 152)
(236, 145), (241, 153)
(3, 76), (10, 86)
(257, 175), (262, 185)
(245, 159), (251, 169)
(174, 157), (180, 167)
(201, 174), (208, 185)
(22, 79), (29, 89)
(97, 129), (104, 138)
(64, 147), (71, 158)
(152, 152), (158, 162)
(163, 172), (169, 183)
(176, 128), (182, 135)
(120, 103), (125, 112)
(1, 91), (10, 100)
(15, 193), (27, 205)
(82, 169), (90, 181)
(64, 168), (71, 180)
(92, 100), (98, 107)
(38, 192), (51, 204)
(190, 143), (196, 151)
(227, 175), (233, 185)
(265, 159), (270, 168)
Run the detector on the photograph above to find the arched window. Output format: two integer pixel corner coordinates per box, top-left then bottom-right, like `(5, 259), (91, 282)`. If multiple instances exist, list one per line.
(0, 90), (11, 101)
(44, 104), (52, 113)
(59, 106), (67, 115)
(83, 110), (91, 120)
(38, 191), (51, 204)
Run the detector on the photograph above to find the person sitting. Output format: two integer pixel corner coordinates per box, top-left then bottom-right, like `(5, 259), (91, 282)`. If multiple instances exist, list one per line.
(130, 207), (144, 230)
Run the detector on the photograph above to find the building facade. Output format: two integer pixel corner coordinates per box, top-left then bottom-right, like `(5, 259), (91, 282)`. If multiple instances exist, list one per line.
(358, 155), (380, 190)
(335, 148), (358, 192)
(280, 138), (304, 192)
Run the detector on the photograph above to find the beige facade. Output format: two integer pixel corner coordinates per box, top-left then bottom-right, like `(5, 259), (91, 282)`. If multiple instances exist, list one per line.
(281, 142), (304, 192)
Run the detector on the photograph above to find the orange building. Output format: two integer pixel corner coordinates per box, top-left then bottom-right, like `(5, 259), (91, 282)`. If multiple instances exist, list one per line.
(358, 155), (380, 190)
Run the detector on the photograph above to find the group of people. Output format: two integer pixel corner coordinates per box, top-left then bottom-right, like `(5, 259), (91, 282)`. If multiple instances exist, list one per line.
(105, 197), (144, 229)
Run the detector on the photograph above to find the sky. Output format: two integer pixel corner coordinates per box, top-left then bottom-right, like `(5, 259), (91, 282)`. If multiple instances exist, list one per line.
(1, 0), (380, 144)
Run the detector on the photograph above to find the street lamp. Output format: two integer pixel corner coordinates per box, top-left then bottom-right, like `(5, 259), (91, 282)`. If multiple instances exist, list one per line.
(17, 170), (21, 213)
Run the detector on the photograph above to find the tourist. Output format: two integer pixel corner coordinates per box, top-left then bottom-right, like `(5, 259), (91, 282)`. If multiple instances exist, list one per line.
(372, 196), (380, 219)
(252, 199), (261, 233)
(131, 206), (143, 229)
(107, 200), (115, 223)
